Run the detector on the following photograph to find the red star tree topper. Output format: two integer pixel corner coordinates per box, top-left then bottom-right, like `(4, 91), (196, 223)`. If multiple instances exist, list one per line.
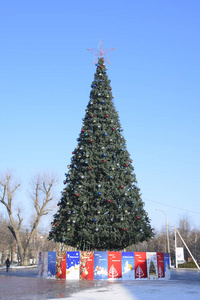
(87, 39), (115, 64)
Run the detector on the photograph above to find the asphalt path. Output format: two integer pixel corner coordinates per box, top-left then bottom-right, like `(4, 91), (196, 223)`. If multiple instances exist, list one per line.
(0, 267), (199, 300)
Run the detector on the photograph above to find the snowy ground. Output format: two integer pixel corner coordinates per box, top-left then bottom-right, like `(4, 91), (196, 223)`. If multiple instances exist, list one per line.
(0, 267), (200, 300)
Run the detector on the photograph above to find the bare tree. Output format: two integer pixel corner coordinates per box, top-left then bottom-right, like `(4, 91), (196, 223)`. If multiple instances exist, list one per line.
(0, 171), (58, 266)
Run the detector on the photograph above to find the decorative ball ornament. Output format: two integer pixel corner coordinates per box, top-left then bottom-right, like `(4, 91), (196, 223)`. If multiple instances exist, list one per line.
(83, 201), (86, 204)
(103, 160), (106, 163)
(136, 216), (140, 219)
(90, 101), (93, 105)
(101, 100), (105, 104)
(110, 139), (113, 142)
(57, 203), (60, 206)
(94, 218), (97, 222)
(86, 154), (89, 158)
(93, 119), (96, 123)
(54, 222), (57, 226)
(89, 166), (92, 170)
(81, 129), (84, 133)
(123, 228), (126, 231)
(72, 220), (76, 223)
(104, 133), (107, 136)
(51, 229), (54, 232)
(121, 148), (124, 151)
(121, 217), (124, 221)
(111, 120), (113, 123)
(67, 228), (70, 232)
(120, 185), (124, 189)
(103, 154), (106, 157)
(106, 114), (109, 118)
(132, 201), (134, 204)
(112, 167), (115, 171)
(98, 184), (101, 188)
(99, 65), (102, 68)
(97, 211), (100, 214)
(76, 193), (79, 197)
(98, 192), (101, 195)
(90, 114), (93, 118)
(72, 151), (75, 154)
(112, 127), (115, 130)
(107, 199), (111, 202)
(95, 228), (99, 231)
(93, 84), (96, 87)
(99, 73), (102, 76)
(63, 181), (66, 185)
(130, 160), (133, 163)
(89, 139), (93, 143)
(81, 175), (84, 178)
(125, 164), (128, 167)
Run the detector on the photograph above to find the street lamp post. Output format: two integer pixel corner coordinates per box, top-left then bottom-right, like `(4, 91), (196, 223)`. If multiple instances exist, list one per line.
(156, 209), (170, 254)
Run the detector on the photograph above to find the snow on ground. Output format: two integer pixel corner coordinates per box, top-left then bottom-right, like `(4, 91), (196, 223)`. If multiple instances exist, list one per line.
(0, 267), (200, 300)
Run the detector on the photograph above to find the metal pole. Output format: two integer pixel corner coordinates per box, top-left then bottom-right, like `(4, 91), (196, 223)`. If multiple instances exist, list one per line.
(175, 226), (178, 268)
(156, 209), (170, 253)
(176, 227), (200, 270)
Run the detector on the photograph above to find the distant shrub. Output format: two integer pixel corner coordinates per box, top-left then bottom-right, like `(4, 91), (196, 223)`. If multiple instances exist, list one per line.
(178, 262), (199, 269)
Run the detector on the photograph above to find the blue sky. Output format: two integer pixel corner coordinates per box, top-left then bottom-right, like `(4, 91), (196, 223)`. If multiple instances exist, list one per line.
(1, 1), (200, 231)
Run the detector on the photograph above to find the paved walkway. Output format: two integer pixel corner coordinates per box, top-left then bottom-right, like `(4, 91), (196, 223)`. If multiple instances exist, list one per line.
(0, 267), (200, 300)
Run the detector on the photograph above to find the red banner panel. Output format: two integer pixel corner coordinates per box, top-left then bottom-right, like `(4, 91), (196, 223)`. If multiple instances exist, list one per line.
(80, 251), (94, 280)
(56, 252), (66, 279)
(157, 252), (165, 279)
(108, 251), (122, 279)
(135, 252), (147, 279)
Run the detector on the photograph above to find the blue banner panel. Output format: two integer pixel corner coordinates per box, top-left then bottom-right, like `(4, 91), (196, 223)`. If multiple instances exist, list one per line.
(66, 251), (80, 279)
(122, 252), (135, 280)
(94, 251), (108, 280)
(47, 251), (56, 279)
(163, 253), (170, 279)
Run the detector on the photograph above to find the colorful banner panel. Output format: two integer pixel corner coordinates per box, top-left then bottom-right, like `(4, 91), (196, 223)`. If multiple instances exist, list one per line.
(43, 252), (48, 278)
(56, 252), (66, 279)
(94, 251), (108, 280)
(157, 252), (165, 279)
(147, 252), (158, 280)
(80, 251), (94, 280)
(47, 251), (56, 279)
(66, 251), (80, 280)
(108, 252), (122, 279)
(122, 252), (135, 280)
(135, 252), (147, 280)
(164, 253), (170, 280)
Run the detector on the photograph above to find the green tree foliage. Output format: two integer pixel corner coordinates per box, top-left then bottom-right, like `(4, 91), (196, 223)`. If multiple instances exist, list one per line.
(49, 57), (153, 250)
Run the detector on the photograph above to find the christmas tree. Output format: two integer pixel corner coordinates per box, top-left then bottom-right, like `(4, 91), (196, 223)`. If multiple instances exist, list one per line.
(149, 260), (156, 275)
(49, 55), (153, 250)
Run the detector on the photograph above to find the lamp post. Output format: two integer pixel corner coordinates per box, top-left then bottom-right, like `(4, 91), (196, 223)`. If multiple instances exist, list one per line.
(156, 209), (170, 254)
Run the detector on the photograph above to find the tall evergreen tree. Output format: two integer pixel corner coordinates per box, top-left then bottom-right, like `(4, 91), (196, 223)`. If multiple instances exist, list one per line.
(49, 57), (153, 250)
